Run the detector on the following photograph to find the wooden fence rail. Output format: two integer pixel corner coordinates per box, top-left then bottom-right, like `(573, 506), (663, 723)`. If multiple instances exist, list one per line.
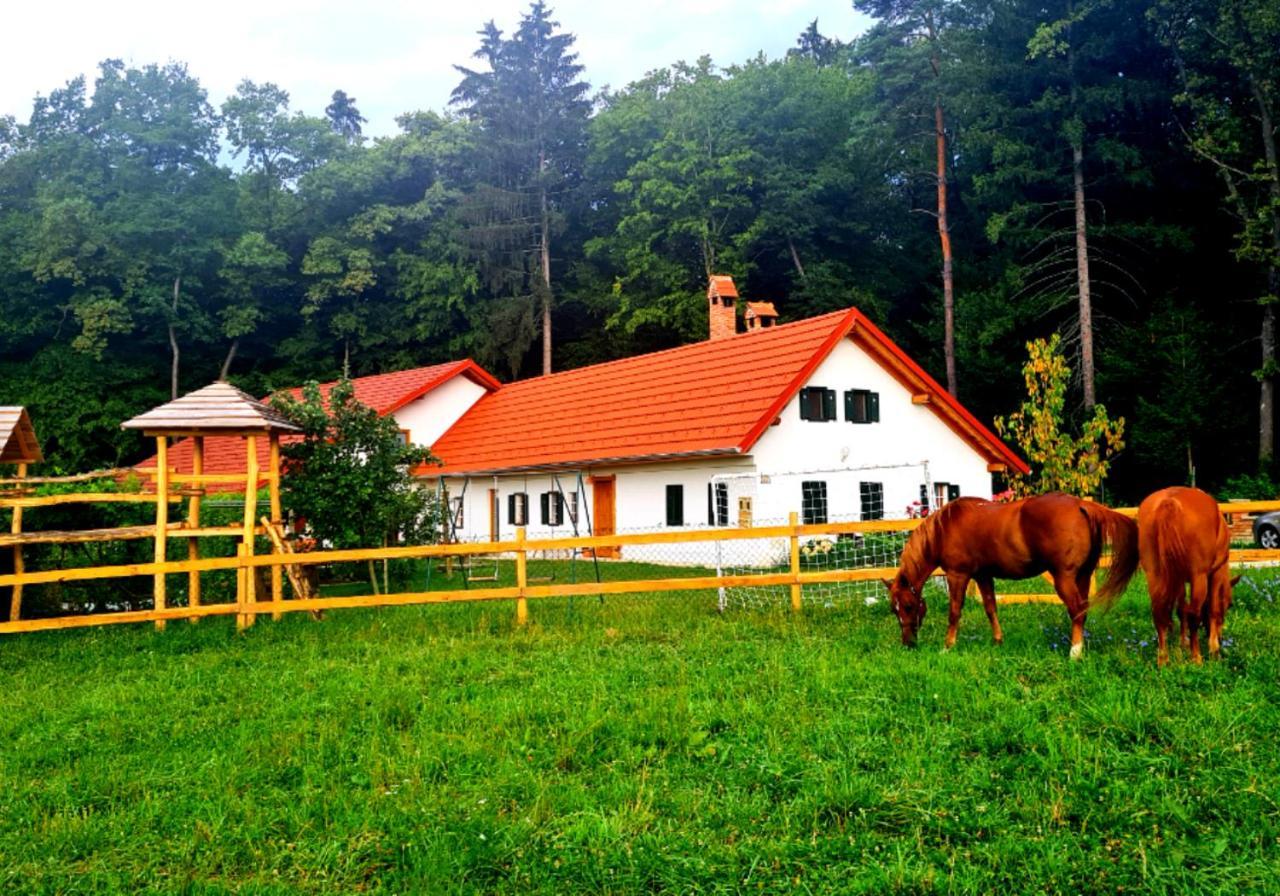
(1, 500), (1278, 638)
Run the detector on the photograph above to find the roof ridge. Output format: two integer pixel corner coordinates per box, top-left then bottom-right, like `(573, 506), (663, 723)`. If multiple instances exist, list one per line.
(497, 309), (856, 390)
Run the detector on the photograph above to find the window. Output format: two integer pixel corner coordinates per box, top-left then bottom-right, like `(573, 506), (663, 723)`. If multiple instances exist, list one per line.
(934, 483), (961, 508)
(567, 492), (579, 526)
(540, 491), (564, 526)
(859, 482), (884, 521)
(738, 496), (753, 528)
(708, 482), (729, 526)
(450, 496), (464, 529)
(665, 484), (684, 527)
(918, 484), (931, 513)
(799, 386), (837, 421)
(508, 492), (528, 526)
(802, 481), (828, 525)
(844, 390), (880, 424)
(396, 429), (412, 445)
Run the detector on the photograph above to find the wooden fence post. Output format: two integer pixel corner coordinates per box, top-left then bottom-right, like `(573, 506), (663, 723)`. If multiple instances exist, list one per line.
(789, 511), (802, 612)
(187, 436), (203, 623)
(8, 462), (26, 622)
(268, 433), (283, 620)
(515, 526), (528, 626)
(153, 437), (169, 631)
(239, 435), (258, 630)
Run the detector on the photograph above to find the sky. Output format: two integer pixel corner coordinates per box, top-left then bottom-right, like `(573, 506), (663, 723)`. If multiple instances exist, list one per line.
(4, 1), (873, 139)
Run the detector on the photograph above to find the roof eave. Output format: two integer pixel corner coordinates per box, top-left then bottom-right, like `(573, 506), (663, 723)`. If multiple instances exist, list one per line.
(425, 446), (744, 478)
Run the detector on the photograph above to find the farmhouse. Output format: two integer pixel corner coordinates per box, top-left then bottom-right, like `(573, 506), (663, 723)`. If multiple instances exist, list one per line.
(139, 277), (1026, 564)
(429, 277), (1026, 564)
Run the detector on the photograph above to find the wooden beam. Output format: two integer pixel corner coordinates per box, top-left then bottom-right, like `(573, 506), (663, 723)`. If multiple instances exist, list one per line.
(153, 438), (168, 631)
(268, 433), (283, 619)
(0, 493), (183, 508)
(239, 435), (259, 630)
(9, 462), (26, 622)
(911, 393), (931, 405)
(188, 437), (203, 622)
(986, 463), (1007, 473)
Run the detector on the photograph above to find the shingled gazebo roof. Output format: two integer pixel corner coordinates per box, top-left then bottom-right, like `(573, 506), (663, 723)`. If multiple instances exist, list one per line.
(121, 381), (302, 435)
(0, 407), (42, 464)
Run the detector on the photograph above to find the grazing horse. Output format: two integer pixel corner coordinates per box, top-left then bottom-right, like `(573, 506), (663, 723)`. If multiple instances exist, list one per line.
(883, 493), (1139, 659)
(1137, 486), (1236, 665)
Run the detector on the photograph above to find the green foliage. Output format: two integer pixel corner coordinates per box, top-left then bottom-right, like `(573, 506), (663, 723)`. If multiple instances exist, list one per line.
(270, 379), (441, 556)
(996, 334), (1125, 497)
(1220, 470), (1280, 501)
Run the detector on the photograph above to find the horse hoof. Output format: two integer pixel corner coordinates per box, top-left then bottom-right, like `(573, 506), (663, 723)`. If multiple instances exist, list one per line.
(1069, 642), (1084, 661)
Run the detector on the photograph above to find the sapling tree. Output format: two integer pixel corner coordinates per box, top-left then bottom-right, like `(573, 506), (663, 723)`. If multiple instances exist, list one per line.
(996, 333), (1125, 498)
(271, 379), (440, 592)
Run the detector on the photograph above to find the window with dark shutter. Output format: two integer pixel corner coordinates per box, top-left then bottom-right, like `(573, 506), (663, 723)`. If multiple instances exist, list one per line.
(509, 492), (528, 526)
(802, 481), (828, 525)
(665, 484), (684, 527)
(540, 491), (564, 526)
(859, 481), (884, 521)
(947, 484), (961, 502)
(845, 389), (881, 424)
(919, 484), (931, 513)
(800, 386), (837, 421)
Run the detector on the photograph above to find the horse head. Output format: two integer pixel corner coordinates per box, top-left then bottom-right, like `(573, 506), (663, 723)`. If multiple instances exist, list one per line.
(883, 573), (926, 647)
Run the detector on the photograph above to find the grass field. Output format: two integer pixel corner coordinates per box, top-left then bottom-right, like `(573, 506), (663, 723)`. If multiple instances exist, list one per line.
(2, 571), (1279, 894)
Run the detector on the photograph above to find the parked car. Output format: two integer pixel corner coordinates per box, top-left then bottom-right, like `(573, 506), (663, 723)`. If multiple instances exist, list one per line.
(1254, 511), (1280, 549)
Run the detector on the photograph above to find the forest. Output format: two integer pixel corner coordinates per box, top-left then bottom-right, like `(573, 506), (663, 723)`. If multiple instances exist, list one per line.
(0, 0), (1276, 503)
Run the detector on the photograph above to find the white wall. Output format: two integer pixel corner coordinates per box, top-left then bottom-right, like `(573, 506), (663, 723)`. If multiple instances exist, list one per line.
(392, 375), (489, 448)
(751, 336), (993, 520)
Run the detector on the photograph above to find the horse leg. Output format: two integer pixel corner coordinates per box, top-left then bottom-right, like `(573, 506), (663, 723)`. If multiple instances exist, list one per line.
(1150, 583), (1175, 668)
(1206, 568), (1228, 659)
(1186, 573), (1208, 665)
(1052, 571), (1087, 660)
(975, 576), (1003, 645)
(944, 573), (970, 650)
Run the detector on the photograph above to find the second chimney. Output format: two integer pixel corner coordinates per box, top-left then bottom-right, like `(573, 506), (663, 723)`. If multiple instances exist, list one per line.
(707, 275), (739, 340)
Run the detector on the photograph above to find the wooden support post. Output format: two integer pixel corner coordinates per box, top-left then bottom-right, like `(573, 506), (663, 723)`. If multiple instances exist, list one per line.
(8, 462), (26, 622)
(154, 439), (169, 631)
(789, 511), (802, 612)
(515, 525), (528, 626)
(268, 433), (283, 620)
(239, 435), (258, 630)
(187, 437), (203, 622)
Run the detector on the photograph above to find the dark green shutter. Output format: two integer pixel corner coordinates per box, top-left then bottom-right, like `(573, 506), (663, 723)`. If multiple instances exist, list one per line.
(799, 388), (813, 420)
(540, 492), (549, 525)
(948, 484), (961, 502)
(919, 484), (930, 510)
(507, 494), (516, 523)
(869, 391), (881, 422)
(844, 390), (854, 421)
(666, 485), (683, 527)
(822, 389), (836, 420)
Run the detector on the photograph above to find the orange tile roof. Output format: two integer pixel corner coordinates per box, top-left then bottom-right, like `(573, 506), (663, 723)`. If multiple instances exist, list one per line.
(428, 309), (1028, 476)
(133, 361), (499, 489)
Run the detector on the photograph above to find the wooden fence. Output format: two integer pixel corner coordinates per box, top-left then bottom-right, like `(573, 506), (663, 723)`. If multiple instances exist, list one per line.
(1, 499), (1278, 637)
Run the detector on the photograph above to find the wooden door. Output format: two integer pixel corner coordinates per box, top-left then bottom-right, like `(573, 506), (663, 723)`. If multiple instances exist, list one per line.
(590, 476), (618, 559)
(488, 488), (499, 542)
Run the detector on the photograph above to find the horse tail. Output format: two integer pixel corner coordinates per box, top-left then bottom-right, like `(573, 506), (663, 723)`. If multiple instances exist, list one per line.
(1083, 502), (1140, 610)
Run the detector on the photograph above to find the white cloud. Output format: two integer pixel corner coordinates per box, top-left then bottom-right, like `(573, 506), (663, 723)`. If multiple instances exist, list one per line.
(4, 0), (871, 136)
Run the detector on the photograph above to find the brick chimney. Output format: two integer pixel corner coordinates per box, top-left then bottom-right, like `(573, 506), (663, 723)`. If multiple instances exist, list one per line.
(745, 302), (779, 332)
(707, 275), (739, 340)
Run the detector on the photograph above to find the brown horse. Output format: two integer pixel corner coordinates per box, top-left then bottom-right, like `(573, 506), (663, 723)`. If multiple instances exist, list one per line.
(1137, 486), (1236, 665)
(883, 493), (1139, 658)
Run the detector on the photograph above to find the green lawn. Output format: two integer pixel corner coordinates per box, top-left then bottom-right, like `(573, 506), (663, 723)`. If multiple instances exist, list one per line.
(2, 572), (1279, 894)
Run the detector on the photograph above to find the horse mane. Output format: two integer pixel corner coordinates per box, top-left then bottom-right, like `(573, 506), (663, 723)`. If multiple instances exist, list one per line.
(900, 503), (949, 582)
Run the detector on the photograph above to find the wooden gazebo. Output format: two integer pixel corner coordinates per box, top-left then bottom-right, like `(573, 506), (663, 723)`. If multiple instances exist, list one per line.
(1, 407), (42, 622)
(122, 382), (301, 630)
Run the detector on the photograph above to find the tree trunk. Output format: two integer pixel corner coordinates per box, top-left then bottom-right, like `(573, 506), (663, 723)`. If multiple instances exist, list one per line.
(1073, 140), (1096, 410)
(935, 98), (957, 397)
(539, 155), (552, 377)
(219, 338), (240, 381)
(1253, 79), (1280, 462)
(788, 236), (807, 280)
(168, 276), (181, 400)
(367, 559), (380, 595)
